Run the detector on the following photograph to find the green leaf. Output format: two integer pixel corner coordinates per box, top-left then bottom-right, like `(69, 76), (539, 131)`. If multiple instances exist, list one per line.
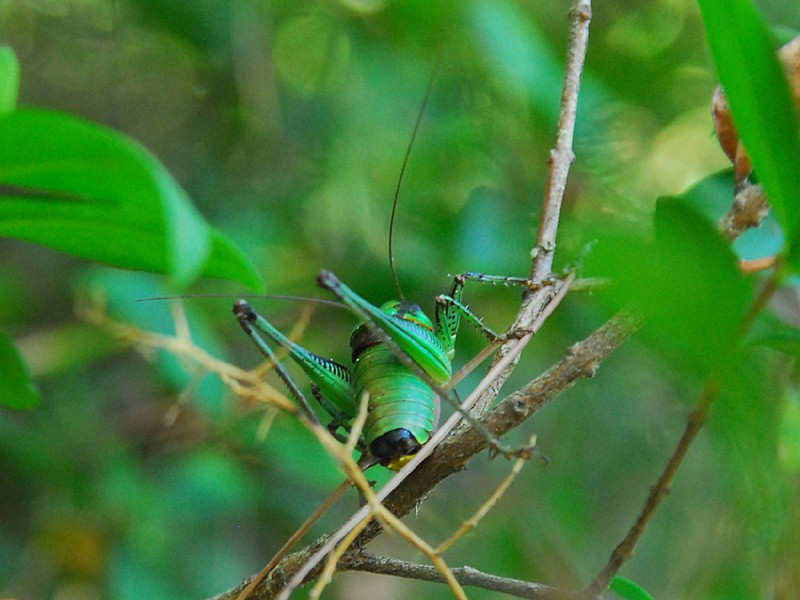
(0, 109), (261, 290)
(696, 0), (800, 262)
(610, 576), (655, 600)
(0, 331), (40, 409)
(586, 199), (752, 375)
(0, 46), (19, 114)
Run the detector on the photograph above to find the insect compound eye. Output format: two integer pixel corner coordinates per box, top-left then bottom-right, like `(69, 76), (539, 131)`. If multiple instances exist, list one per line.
(369, 429), (422, 461)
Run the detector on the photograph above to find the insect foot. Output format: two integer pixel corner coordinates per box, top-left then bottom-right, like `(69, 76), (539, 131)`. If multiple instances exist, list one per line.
(499, 327), (534, 342)
(489, 440), (538, 462)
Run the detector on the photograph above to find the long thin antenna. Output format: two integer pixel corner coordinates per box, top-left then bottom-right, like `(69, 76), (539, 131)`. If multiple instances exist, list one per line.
(136, 294), (345, 308)
(388, 57), (442, 301)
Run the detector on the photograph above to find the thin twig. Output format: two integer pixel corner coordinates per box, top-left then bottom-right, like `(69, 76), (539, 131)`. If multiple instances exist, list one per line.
(584, 374), (720, 595)
(471, 0), (592, 418)
(235, 392), (373, 600)
(436, 435), (535, 554)
(342, 554), (594, 600)
(533, 0), (592, 282)
(78, 291), (294, 413)
(233, 481), (350, 600)
(312, 502), (469, 600)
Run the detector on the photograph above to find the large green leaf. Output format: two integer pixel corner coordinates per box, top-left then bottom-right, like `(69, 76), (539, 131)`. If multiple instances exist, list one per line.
(0, 109), (261, 290)
(0, 331), (39, 409)
(697, 0), (800, 264)
(586, 199), (752, 375)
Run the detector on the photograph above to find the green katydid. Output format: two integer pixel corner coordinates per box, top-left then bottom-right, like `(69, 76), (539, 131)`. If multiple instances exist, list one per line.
(233, 268), (521, 468)
(231, 70), (534, 468)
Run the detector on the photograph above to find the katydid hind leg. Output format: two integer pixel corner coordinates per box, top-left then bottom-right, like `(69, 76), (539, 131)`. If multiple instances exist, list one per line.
(233, 299), (356, 428)
(234, 300), (320, 423)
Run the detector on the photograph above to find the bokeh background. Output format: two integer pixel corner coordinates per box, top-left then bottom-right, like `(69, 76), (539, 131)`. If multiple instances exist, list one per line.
(2, 0), (799, 598)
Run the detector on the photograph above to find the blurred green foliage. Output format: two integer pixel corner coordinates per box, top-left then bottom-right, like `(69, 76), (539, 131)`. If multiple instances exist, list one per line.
(0, 108), (260, 289)
(1, 0), (799, 599)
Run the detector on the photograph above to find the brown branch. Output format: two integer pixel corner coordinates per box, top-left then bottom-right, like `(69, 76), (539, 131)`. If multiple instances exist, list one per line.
(471, 0), (592, 418)
(341, 553), (592, 600)
(533, 0), (592, 282)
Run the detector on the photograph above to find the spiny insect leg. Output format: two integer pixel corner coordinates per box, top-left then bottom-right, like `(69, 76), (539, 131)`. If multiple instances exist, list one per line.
(234, 300), (321, 424)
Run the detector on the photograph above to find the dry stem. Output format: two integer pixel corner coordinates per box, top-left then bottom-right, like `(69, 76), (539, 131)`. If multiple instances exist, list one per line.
(341, 555), (583, 600)
(471, 0), (593, 418)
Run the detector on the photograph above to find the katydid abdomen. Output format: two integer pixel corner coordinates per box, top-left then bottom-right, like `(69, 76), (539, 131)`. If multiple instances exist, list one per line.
(351, 333), (437, 461)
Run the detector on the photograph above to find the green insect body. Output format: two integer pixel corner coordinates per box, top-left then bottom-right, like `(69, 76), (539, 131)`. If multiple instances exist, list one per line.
(234, 270), (464, 466)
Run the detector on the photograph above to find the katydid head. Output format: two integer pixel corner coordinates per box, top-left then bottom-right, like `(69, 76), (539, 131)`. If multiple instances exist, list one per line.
(348, 299), (434, 362)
